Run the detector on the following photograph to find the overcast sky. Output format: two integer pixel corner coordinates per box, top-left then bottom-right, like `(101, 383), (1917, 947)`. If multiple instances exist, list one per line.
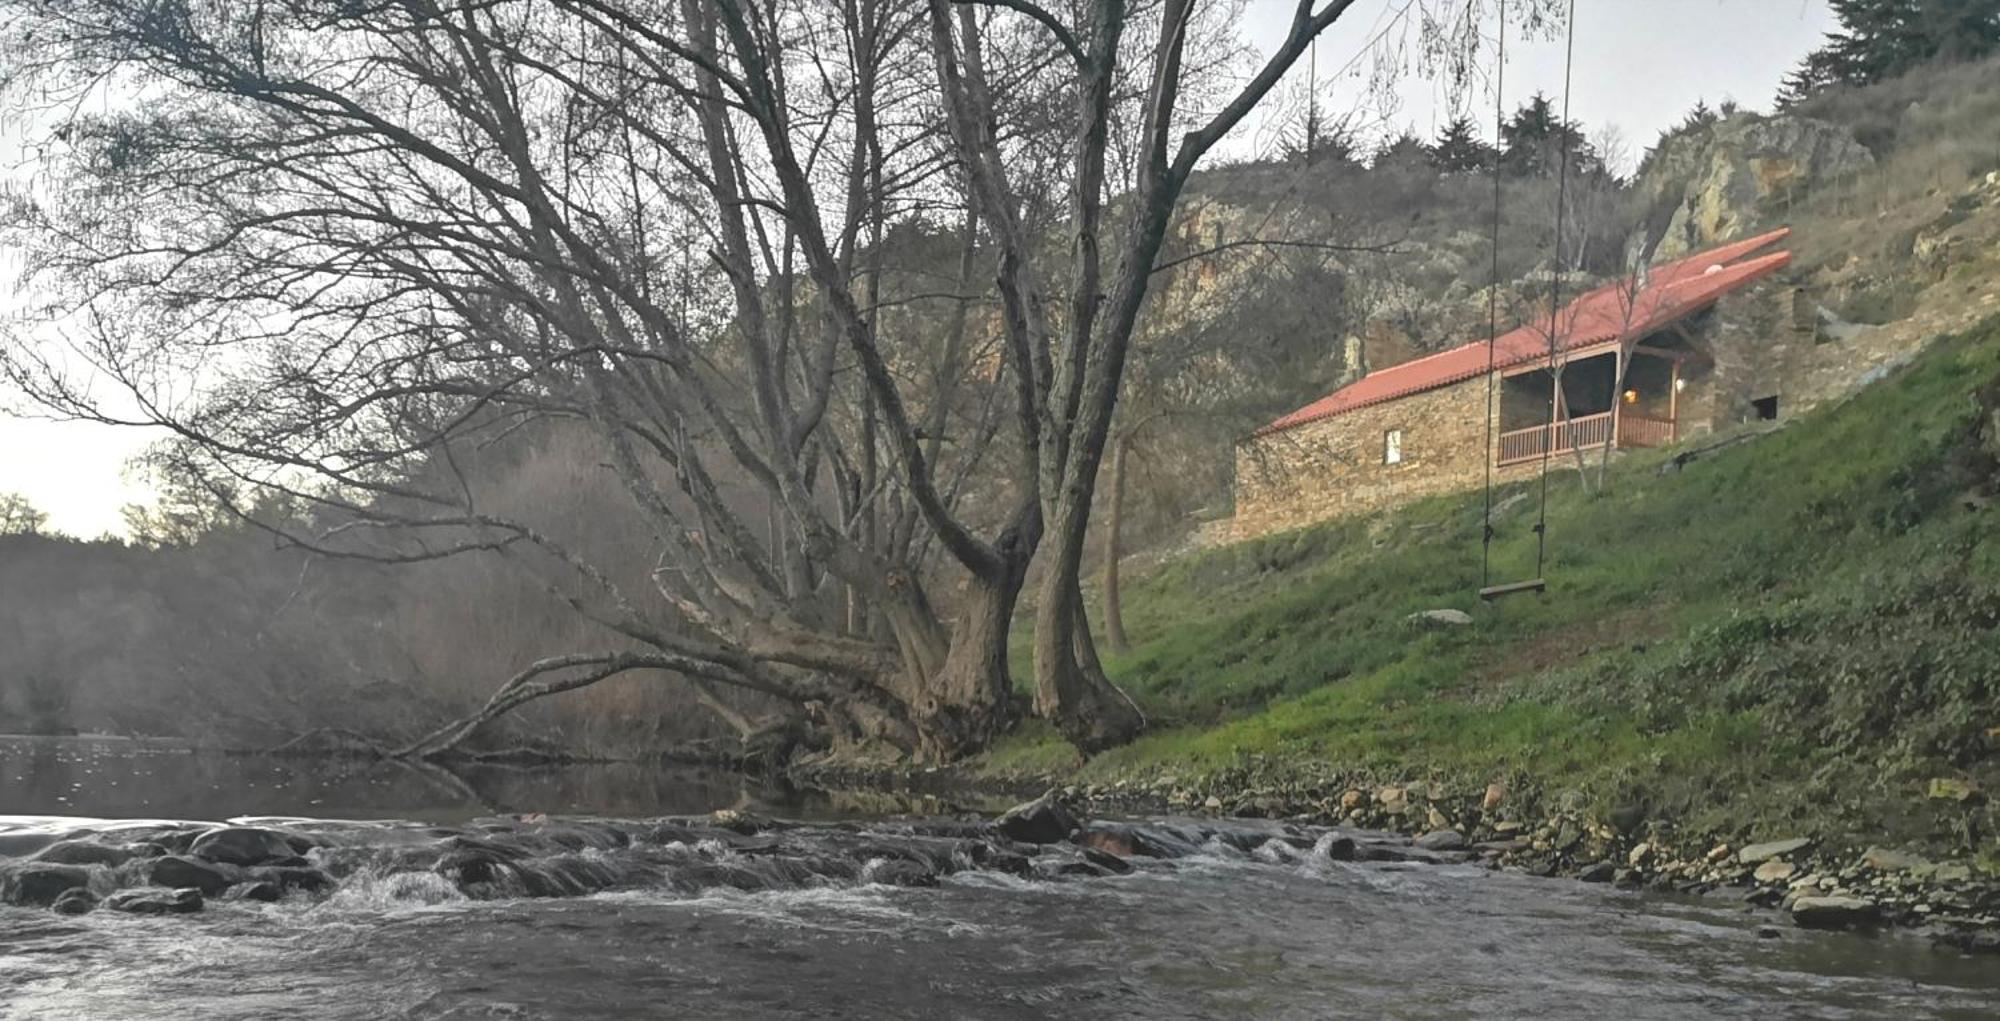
(0, 0), (1837, 539)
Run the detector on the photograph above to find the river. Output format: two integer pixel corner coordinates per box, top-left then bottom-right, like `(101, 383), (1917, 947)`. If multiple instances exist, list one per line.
(2, 738), (1996, 1020)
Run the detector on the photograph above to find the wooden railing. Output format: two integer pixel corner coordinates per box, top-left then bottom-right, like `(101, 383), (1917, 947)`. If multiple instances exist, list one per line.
(1618, 414), (1676, 449)
(1496, 411), (1677, 467)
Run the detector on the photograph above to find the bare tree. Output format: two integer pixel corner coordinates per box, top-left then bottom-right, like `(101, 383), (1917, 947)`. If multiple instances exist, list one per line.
(0, 0), (1539, 760)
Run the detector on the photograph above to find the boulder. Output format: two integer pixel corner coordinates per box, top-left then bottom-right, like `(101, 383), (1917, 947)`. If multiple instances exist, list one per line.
(1081, 847), (1135, 875)
(189, 826), (300, 867)
(2, 863), (96, 907)
(1753, 860), (1798, 884)
(865, 859), (937, 888)
(710, 809), (769, 836)
(50, 889), (99, 915)
(31, 841), (134, 868)
(1737, 838), (1812, 865)
(1577, 861), (1617, 883)
(1860, 847), (1928, 873)
(1407, 609), (1473, 628)
(146, 855), (237, 896)
(248, 865), (335, 895)
(103, 887), (205, 915)
(1481, 783), (1507, 811)
(224, 881), (285, 903)
(1791, 895), (1880, 931)
(1414, 829), (1468, 852)
(1319, 836), (1358, 862)
(996, 792), (1079, 845)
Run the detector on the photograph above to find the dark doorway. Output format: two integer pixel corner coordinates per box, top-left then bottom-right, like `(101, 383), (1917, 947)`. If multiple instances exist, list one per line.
(1752, 395), (1779, 421)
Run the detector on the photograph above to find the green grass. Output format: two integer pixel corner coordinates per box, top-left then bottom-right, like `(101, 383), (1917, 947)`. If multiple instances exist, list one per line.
(982, 316), (2000, 850)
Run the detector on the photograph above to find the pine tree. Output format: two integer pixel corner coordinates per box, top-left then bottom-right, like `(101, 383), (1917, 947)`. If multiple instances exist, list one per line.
(1372, 129), (1432, 170)
(1499, 93), (1599, 178)
(1430, 115), (1495, 173)
(1778, 0), (2000, 105)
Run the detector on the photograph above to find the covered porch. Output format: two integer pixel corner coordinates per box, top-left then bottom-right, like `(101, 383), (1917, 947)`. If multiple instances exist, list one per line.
(1495, 343), (1686, 467)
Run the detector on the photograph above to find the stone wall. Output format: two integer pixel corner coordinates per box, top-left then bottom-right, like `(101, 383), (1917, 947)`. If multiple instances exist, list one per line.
(1231, 375), (1537, 541)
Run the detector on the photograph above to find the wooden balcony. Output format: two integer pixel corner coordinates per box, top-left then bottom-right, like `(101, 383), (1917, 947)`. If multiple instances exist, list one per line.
(1496, 412), (1675, 467)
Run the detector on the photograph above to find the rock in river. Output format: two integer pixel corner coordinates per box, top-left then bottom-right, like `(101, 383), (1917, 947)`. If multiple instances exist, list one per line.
(997, 792), (1079, 845)
(104, 887), (205, 915)
(51, 888), (99, 915)
(189, 826), (302, 866)
(1791, 895), (1880, 931)
(2, 863), (97, 907)
(31, 840), (135, 868)
(146, 855), (238, 896)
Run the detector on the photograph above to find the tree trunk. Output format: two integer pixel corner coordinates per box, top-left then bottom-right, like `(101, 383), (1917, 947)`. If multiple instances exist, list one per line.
(1102, 434), (1131, 654)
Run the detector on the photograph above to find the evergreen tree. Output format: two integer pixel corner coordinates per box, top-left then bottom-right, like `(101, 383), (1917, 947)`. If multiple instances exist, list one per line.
(1499, 93), (1599, 178)
(1778, 0), (2000, 105)
(1430, 115), (1496, 173)
(1372, 129), (1433, 170)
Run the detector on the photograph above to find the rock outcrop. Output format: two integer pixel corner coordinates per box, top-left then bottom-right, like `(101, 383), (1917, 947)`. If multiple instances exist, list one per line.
(1642, 114), (1874, 259)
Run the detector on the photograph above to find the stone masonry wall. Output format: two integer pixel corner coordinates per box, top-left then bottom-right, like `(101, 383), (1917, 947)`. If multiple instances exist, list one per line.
(1231, 374), (1536, 541)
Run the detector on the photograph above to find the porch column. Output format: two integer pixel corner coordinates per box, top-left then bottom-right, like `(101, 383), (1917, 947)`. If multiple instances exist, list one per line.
(1611, 345), (1626, 448)
(1668, 358), (1680, 441)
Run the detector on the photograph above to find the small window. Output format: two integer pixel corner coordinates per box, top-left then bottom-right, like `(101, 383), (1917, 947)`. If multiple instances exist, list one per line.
(1752, 395), (1779, 421)
(1383, 428), (1403, 465)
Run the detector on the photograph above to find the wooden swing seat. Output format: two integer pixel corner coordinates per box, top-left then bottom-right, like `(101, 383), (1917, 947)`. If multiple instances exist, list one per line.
(1478, 578), (1547, 600)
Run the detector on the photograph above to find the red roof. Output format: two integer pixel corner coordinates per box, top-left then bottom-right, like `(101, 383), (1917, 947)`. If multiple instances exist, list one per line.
(1255, 228), (1794, 436)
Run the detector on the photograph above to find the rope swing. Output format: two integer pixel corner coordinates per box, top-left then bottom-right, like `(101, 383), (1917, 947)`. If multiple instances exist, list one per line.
(1478, 0), (1578, 602)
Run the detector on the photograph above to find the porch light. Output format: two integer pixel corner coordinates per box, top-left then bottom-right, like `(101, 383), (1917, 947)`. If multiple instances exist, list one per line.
(1622, 389), (1639, 405)
(1674, 377), (1687, 393)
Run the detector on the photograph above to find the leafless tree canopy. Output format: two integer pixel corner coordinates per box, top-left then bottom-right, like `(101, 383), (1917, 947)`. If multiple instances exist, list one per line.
(0, 0), (1526, 760)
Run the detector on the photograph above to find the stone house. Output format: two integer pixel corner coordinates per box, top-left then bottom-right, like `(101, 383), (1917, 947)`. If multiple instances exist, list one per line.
(1231, 229), (1804, 540)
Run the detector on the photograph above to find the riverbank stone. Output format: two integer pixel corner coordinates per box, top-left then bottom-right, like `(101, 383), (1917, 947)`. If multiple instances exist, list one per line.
(1793, 895), (1881, 930)
(1754, 860), (1798, 884)
(1861, 847), (1929, 872)
(104, 887), (205, 915)
(1738, 838), (1813, 865)
(1415, 829), (1468, 851)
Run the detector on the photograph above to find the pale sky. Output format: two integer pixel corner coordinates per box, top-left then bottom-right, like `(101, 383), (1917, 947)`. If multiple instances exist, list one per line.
(0, 0), (1836, 539)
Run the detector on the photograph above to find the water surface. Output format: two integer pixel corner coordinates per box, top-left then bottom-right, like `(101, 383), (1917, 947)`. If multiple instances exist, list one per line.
(2, 739), (1995, 1020)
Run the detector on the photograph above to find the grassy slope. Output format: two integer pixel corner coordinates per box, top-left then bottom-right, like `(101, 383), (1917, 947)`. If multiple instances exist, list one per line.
(984, 316), (2000, 855)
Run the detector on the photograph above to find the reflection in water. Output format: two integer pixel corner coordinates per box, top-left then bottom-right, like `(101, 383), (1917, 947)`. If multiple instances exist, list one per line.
(0, 735), (811, 822)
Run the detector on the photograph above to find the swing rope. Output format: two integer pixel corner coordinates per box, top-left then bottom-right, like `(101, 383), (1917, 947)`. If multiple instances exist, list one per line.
(1533, 0), (1580, 582)
(1478, 0), (1508, 591)
(1480, 0), (1578, 599)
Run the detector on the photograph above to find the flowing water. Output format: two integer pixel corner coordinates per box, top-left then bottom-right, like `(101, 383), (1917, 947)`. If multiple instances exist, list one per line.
(2, 738), (1996, 1020)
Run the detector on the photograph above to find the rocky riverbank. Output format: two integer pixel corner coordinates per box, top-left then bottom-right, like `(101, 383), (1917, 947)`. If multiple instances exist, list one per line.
(789, 758), (2000, 955)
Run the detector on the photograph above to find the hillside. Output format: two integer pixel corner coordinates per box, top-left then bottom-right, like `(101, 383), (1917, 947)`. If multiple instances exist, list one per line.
(982, 307), (2000, 867)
